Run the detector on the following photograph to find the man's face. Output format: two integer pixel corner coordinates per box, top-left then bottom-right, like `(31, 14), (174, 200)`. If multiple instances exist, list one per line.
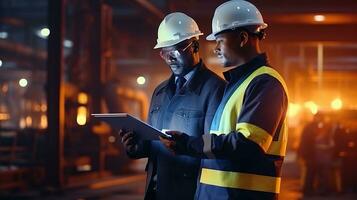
(214, 32), (244, 68)
(160, 40), (195, 76)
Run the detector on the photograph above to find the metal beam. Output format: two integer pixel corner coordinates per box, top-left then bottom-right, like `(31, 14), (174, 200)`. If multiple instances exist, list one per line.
(0, 40), (46, 60)
(134, 0), (164, 19)
(46, 0), (65, 189)
(265, 24), (357, 43)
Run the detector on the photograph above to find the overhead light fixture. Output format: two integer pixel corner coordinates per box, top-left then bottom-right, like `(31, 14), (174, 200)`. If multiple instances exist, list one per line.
(19, 78), (28, 87)
(76, 106), (87, 126)
(0, 59), (2, 67)
(40, 114), (47, 129)
(26, 116), (32, 127)
(78, 92), (88, 104)
(64, 39), (73, 48)
(137, 76), (146, 85)
(0, 113), (10, 121)
(314, 15), (325, 22)
(37, 27), (50, 39)
(0, 32), (8, 39)
(108, 136), (116, 143)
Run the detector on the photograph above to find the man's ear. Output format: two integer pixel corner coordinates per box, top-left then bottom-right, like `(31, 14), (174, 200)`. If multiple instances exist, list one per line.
(193, 40), (199, 52)
(239, 31), (249, 47)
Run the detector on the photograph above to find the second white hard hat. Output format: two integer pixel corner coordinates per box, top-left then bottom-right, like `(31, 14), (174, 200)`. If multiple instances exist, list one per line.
(154, 12), (203, 49)
(206, 0), (268, 41)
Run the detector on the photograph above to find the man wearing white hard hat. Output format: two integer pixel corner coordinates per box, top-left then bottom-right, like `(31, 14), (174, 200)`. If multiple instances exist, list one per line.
(120, 12), (225, 200)
(160, 1), (289, 199)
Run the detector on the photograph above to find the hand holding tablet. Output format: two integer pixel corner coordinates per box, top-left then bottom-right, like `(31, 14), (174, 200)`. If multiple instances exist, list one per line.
(91, 113), (172, 140)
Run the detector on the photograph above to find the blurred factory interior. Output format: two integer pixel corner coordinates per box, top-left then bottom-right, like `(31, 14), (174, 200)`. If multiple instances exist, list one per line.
(0, 0), (357, 199)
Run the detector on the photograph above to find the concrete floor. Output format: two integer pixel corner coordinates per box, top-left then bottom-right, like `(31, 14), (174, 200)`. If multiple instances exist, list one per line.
(6, 157), (356, 200)
(41, 161), (357, 200)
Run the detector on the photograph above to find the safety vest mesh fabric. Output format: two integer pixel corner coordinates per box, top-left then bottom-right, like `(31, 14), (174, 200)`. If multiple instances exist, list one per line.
(197, 66), (288, 198)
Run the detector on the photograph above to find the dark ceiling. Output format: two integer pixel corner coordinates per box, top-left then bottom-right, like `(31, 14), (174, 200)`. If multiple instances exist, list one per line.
(1, 0), (357, 71)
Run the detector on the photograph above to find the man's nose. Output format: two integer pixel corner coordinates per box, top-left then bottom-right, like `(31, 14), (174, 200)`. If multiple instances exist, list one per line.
(213, 48), (220, 55)
(213, 44), (220, 55)
(166, 55), (177, 63)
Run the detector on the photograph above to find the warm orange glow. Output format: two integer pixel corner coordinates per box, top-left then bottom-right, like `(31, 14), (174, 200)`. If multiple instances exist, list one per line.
(19, 117), (26, 128)
(314, 15), (325, 22)
(269, 13), (357, 25)
(0, 113), (10, 120)
(77, 106), (87, 125)
(108, 136), (116, 143)
(331, 98), (343, 110)
(287, 103), (301, 118)
(304, 101), (318, 115)
(26, 116), (32, 127)
(116, 87), (149, 120)
(34, 104), (41, 112)
(92, 123), (111, 135)
(1, 84), (8, 93)
(41, 104), (47, 112)
(78, 92), (88, 104)
(40, 114), (47, 129)
(348, 142), (355, 148)
(77, 164), (92, 172)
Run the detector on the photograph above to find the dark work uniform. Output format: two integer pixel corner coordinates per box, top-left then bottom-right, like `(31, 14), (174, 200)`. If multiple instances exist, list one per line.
(127, 61), (226, 200)
(179, 54), (289, 200)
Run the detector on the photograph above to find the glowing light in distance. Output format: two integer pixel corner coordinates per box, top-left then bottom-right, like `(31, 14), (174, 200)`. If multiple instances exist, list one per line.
(19, 78), (28, 87)
(137, 76), (146, 85)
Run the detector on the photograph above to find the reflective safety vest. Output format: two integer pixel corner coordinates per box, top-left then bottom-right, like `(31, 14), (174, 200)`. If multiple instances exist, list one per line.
(196, 66), (288, 200)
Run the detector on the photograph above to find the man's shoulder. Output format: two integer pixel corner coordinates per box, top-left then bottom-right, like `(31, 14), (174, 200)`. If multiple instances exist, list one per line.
(197, 63), (226, 85)
(156, 78), (170, 88)
(248, 73), (286, 94)
(152, 78), (170, 95)
(244, 73), (288, 104)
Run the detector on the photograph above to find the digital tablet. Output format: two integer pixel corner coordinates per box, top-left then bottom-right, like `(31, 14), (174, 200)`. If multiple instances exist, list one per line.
(91, 113), (172, 140)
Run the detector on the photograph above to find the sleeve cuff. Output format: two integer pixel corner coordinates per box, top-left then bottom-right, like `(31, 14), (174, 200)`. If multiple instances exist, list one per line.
(203, 134), (215, 159)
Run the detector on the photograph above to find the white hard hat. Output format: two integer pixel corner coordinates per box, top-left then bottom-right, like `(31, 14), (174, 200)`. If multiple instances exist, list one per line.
(154, 12), (203, 49)
(206, 0), (268, 41)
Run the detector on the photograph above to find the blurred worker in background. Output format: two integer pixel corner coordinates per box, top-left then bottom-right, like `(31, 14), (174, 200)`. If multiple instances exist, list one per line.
(119, 12), (225, 200)
(299, 113), (337, 196)
(160, 1), (289, 199)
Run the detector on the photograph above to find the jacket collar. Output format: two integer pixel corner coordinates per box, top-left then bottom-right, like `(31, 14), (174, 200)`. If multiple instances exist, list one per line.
(223, 53), (269, 83)
(155, 60), (206, 96)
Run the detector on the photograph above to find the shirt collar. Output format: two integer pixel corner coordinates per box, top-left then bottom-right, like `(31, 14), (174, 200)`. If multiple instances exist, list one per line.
(223, 53), (269, 83)
(156, 60), (206, 96)
(175, 66), (196, 84)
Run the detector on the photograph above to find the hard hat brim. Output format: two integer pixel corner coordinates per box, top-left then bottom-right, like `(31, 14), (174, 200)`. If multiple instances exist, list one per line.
(153, 33), (203, 49)
(206, 33), (215, 41)
(206, 23), (268, 41)
(153, 39), (184, 49)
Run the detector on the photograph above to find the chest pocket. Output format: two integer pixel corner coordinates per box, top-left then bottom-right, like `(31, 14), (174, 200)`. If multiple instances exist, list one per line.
(175, 109), (204, 118)
(173, 109), (204, 137)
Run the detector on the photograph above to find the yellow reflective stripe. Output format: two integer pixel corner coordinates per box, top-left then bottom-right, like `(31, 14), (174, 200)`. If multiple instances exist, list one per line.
(236, 123), (272, 152)
(211, 123), (287, 156)
(200, 168), (281, 193)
